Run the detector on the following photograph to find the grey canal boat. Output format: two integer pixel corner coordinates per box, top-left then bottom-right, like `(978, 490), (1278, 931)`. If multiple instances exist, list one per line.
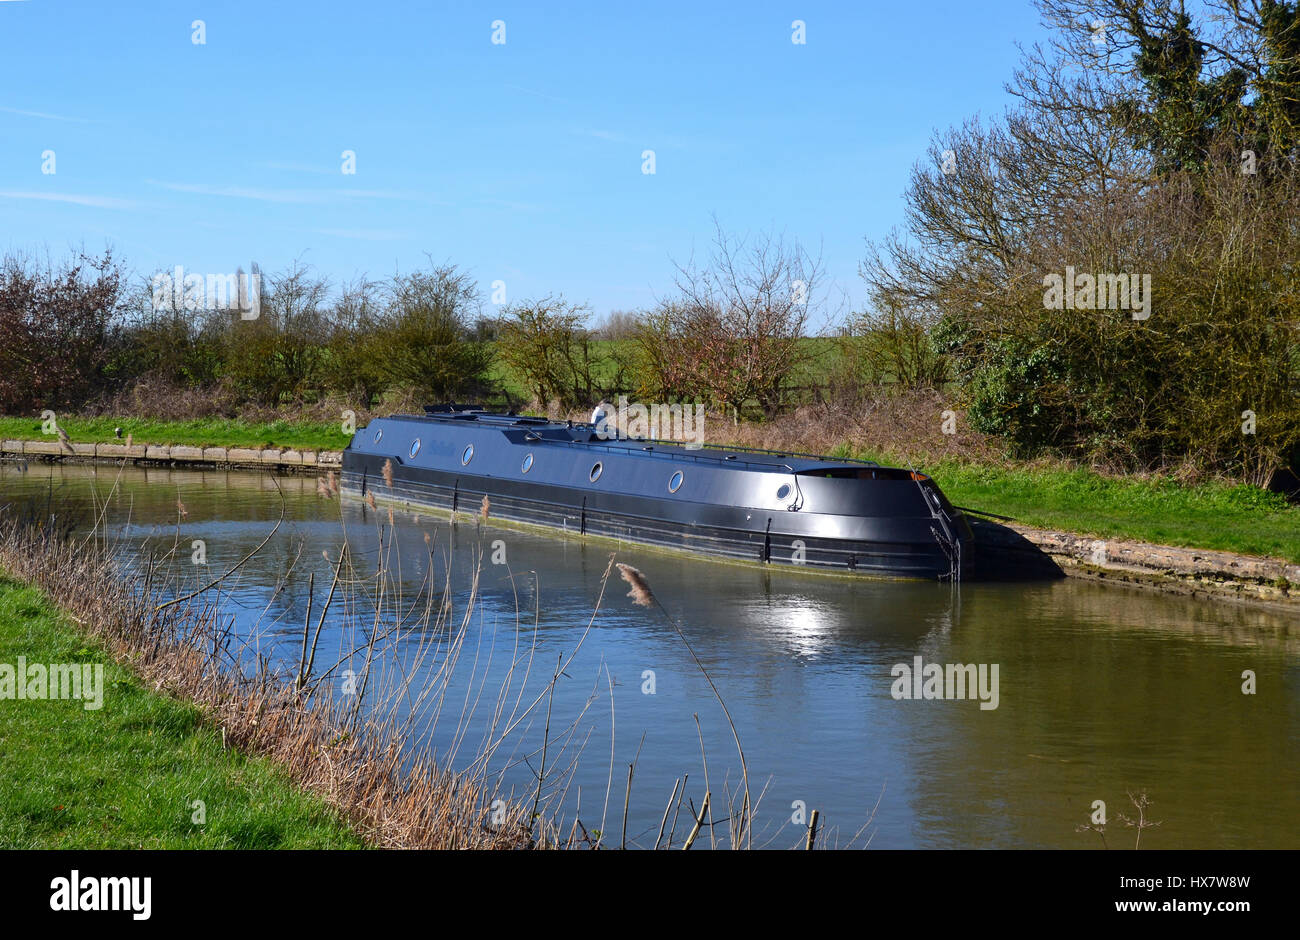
(342, 405), (973, 580)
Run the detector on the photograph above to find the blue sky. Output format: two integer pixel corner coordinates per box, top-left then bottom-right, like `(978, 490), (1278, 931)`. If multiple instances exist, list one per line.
(0, 1), (1047, 330)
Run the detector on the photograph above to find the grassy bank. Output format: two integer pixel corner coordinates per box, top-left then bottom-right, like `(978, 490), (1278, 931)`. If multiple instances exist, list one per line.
(908, 459), (1300, 564)
(0, 416), (348, 453)
(0, 575), (364, 848)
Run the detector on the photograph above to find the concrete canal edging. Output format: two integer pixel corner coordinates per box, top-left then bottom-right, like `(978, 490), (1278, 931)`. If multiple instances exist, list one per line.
(974, 518), (1300, 610)
(0, 438), (342, 473)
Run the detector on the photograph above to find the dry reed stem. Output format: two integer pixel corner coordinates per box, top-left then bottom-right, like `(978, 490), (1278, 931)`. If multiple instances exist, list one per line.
(683, 792), (710, 850)
(618, 562), (752, 848)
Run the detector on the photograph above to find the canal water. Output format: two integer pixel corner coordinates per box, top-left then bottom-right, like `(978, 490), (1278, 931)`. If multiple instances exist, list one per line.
(2, 462), (1296, 848)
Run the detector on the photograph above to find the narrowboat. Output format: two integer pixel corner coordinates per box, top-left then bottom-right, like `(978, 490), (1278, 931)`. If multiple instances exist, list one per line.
(341, 405), (973, 581)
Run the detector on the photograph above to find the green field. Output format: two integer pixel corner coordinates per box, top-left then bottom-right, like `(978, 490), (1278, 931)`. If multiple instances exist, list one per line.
(484, 335), (858, 405)
(0, 576), (365, 848)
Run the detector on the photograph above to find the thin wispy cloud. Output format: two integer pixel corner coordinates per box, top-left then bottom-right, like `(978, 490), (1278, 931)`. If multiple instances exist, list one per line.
(579, 128), (627, 142)
(0, 105), (95, 123)
(259, 160), (339, 176)
(479, 197), (546, 213)
(147, 180), (429, 204)
(0, 191), (133, 209)
(503, 83), (572, 105)
(573, 126), (695, 150)
(149, 181), (325, 204)
(310, 227), (409, 241)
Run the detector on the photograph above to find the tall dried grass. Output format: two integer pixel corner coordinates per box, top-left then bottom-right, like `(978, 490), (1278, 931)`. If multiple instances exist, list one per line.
(87, 376), (382, 426)
(567, 389), (998, 465)
(709, 391), (997, 464)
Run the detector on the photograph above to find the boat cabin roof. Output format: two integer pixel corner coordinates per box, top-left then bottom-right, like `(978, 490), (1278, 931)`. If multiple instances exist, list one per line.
(395, 407), (887, 475)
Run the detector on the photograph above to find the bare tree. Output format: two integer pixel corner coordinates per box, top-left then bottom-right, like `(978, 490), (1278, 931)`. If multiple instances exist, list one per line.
(658, 218), (822, 416)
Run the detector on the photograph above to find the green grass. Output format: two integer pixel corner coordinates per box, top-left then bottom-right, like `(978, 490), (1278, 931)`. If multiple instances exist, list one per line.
(0, 575), (365, 848)
(870, 456), (1300, 563)
(0, 416), (349, 453)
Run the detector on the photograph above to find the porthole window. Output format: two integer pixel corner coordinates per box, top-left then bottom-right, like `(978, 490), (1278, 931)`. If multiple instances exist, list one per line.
(373, 428), (383, 444)
(461, 444), (474, 465)
(521, 452), (534, 473)
(776, 483), (792, 501)
(409, 438), (421, 459)
(668, 470), (684, 493)
(589, 461), (603, 483)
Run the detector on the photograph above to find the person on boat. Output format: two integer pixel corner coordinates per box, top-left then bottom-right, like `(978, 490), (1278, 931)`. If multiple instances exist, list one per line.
(591, 399), (612, 438)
